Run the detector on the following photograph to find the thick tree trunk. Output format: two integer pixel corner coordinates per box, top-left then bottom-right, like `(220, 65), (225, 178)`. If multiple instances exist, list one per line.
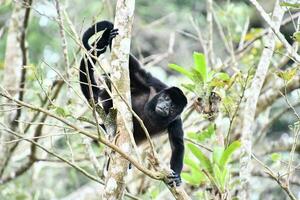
(0, 1), (28, 178)
(103, 0), (135, 199)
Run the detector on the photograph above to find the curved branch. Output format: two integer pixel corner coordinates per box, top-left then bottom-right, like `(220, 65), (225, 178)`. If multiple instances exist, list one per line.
(0, 91), (163, 180)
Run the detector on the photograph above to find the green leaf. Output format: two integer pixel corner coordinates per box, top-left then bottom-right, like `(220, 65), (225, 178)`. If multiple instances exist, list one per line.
(276, 68), (297, 82)
(181, 172), (201, 185)
(182, 157), (206, 185)
(220, 167), (229, 190)
(182, 83), (196, 92)
(210, 79), (227, 87)
(169, 63), (194, 80)
(55, 106), (69, 117)
(187, 132), (199, 140)
(213, 147), (224, 165)
(193, 52), (207, 82)
(207, 70), (216, 81)
(191, 69), (205, 83)
(245, 28), (264, 41)
(188, 143), (212, 172)
(219, 141), (241, 167)
(213, 164), (222, 188)
(210, 72), (230, 87)
(198, 124), (215, 141)
(293, 32), (300, 42)
(213, 164), (229, 191)
(191, 167), (205, 183)
(280, 2), (300, 8)
(184, 157), (201, 171)
(214, 72), (230, 81)
(270, 153), (282, 162)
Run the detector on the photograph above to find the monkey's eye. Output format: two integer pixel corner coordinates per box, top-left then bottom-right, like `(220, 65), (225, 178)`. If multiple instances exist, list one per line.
(164, 95), (170, 101)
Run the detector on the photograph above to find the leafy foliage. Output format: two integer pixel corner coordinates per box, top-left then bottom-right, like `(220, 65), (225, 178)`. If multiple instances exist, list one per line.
(187, 124), (215, 142)
(183, 139), (241, 192)
(169, 52), (230, 91)
(276, 68), (297, 83)
(169, 52), (230, 119)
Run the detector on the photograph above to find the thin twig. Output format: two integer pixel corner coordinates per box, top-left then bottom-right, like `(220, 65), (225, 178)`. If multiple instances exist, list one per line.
(252, 154), (297, 200)
(0, 124), (100, 184)
(206, 0), (214, 67)
(54, 0), (70, 78)
(212, 9), (231, 54)
(255, 101), (300, 144)
(225, 67), (252, 146)
(248, 0), (300, 63)
(238, 17), (250, 51)
(286, 118), (300, 186)
(0, 132), (77, 144)
(0, 91), (164, 180)
(184, 137), (212, 152)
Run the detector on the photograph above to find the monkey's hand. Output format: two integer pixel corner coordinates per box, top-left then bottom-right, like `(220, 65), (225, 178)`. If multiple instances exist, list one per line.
(165, 171), (181, 187)
(108, 28), (119, 49)
(95, 28), (119, 50)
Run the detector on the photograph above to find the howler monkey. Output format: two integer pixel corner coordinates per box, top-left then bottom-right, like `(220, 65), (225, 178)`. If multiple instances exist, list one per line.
(79, 21), (187, 186)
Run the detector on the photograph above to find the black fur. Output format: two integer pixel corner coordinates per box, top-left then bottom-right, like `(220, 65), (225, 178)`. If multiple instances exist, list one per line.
(79, 21), (187, 186)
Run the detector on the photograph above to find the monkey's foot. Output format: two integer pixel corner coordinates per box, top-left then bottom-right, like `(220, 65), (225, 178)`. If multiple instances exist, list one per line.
(165, 171), (181, 187)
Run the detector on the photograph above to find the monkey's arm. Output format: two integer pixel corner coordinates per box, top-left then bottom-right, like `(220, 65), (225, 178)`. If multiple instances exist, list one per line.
(167, 118), (184, 186)
(129, 55), (167, 92)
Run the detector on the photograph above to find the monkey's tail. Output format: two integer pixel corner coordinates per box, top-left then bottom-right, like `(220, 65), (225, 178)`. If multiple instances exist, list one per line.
(82, 20), (114, 51)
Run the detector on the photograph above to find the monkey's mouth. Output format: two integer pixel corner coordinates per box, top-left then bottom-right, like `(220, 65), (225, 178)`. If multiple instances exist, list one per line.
(155, 107), (168, 117)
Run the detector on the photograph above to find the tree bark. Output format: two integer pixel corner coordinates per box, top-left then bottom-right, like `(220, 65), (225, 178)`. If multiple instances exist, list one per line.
(239, 0), (284, 199)
(103, 0), (135, 199)
(0, 0), (30, 178)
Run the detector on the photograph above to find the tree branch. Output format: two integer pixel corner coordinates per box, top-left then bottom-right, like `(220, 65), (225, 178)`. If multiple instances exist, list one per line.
(239, 1), (285, 199)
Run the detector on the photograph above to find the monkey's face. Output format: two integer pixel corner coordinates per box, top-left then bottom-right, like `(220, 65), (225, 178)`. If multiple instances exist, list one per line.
(155, 93), (174, 117)
(145, 87), (187, 122)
